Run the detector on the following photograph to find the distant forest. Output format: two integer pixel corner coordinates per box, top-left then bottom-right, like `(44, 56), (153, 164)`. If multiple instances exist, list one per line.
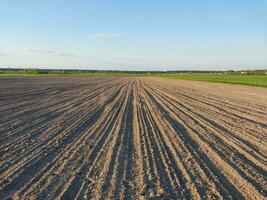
(0, 68), (266, 75)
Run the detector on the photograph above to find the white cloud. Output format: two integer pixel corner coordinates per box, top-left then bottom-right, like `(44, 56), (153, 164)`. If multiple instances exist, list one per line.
(89, 33), (125, 40)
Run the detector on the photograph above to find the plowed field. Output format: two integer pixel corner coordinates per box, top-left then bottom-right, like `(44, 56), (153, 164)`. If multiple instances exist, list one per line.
(0, 76), (266, 200)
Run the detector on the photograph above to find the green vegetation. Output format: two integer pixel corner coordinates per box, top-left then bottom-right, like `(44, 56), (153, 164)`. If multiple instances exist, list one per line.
(0, 68), (153, 76)
(0, 68), (266, 87)
(157, 74), (267, 87)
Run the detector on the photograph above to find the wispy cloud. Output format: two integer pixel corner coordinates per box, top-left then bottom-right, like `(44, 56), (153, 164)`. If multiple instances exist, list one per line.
(89, 33), (125, 40)
(28, 49), (58, 54)
(57, 53), (78, 57)
(28, 49), (78, 57)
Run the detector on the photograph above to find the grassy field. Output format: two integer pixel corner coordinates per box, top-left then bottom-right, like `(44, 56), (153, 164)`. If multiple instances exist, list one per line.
(158, 74), (267, 87)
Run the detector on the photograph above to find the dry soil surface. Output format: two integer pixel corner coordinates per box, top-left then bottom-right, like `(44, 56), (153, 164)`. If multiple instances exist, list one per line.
(0, 76), (266, 200)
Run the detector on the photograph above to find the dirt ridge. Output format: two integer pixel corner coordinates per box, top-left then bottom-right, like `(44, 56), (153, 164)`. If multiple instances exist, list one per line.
(0, 76), (266, 200)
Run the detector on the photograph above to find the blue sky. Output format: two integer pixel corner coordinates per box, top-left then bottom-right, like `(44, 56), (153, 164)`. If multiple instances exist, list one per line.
(0, 0), (266, 70)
